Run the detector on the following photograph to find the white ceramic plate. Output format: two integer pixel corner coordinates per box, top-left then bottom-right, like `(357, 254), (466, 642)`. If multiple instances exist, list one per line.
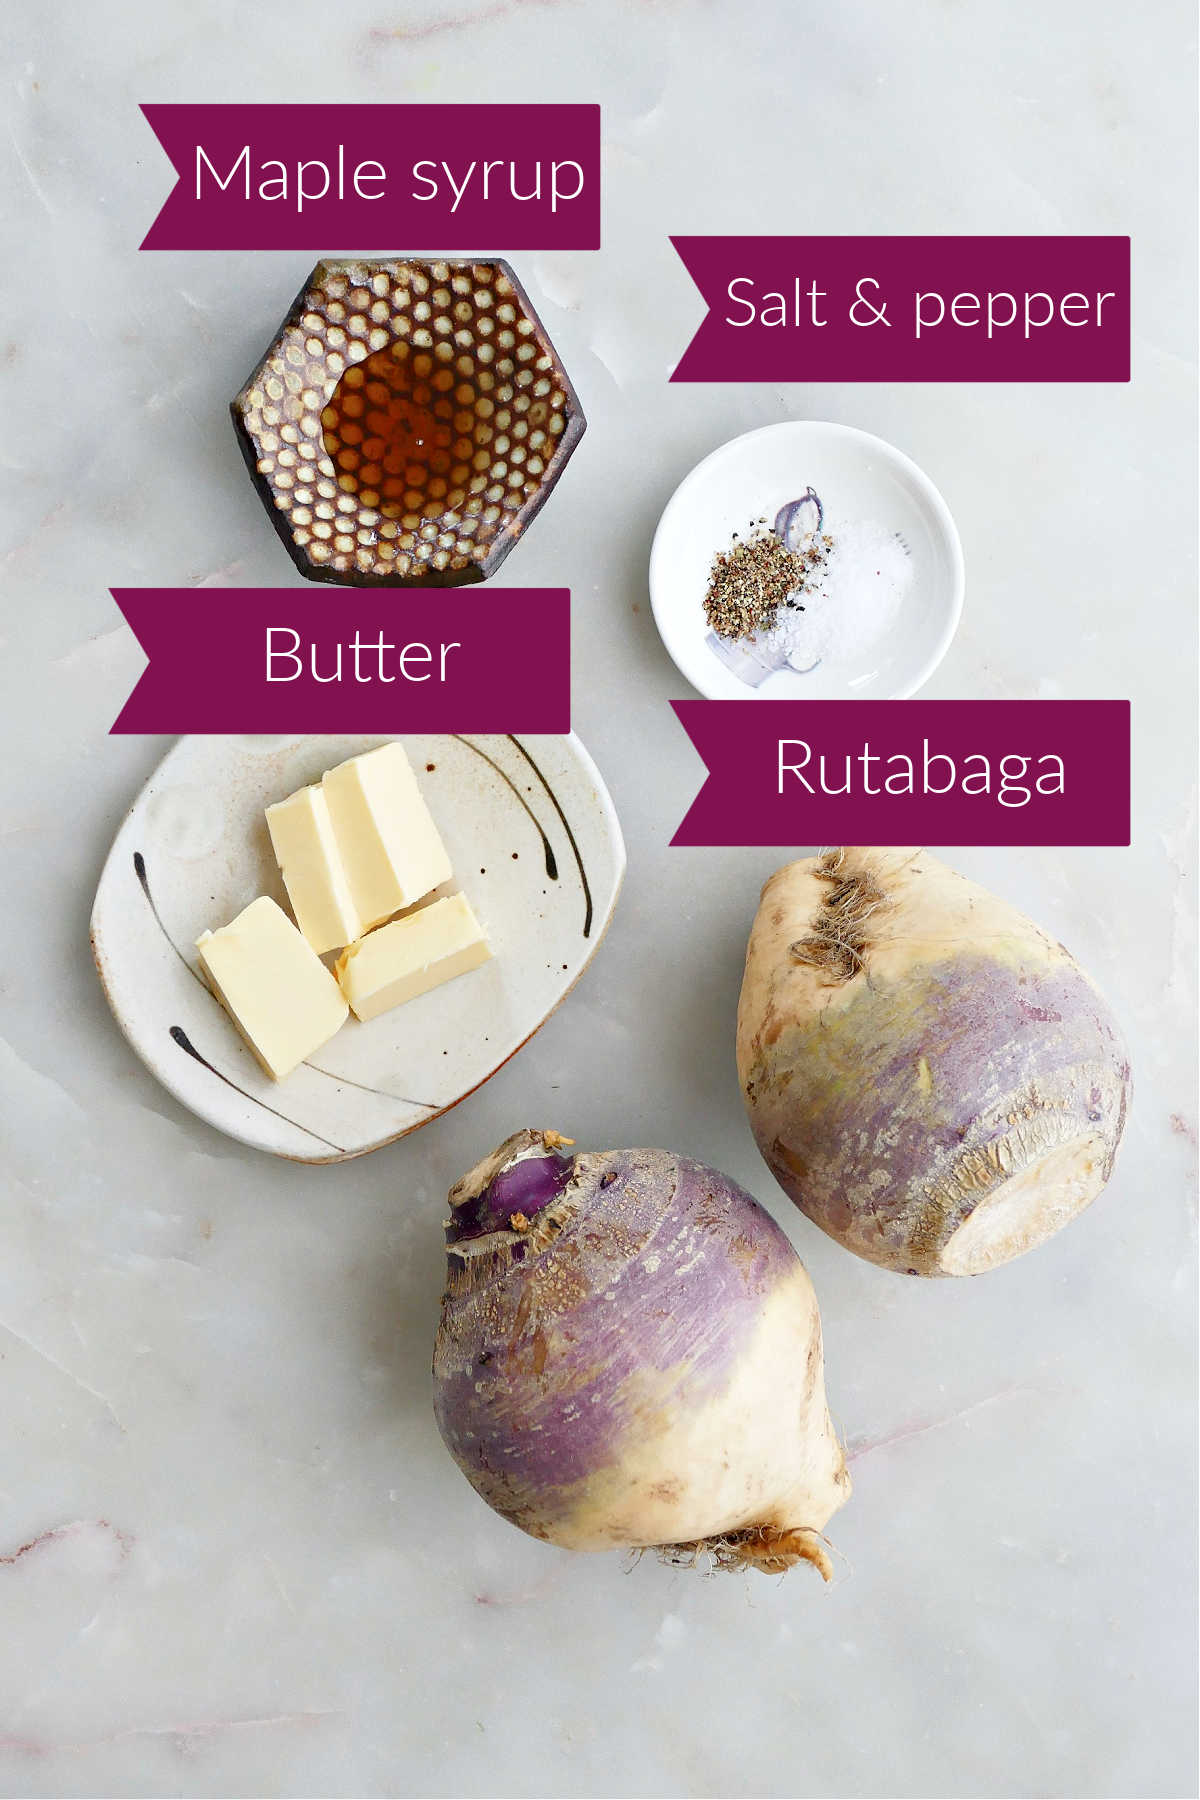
(91, 734), (625, 1163)
(649, 421), (964, 700)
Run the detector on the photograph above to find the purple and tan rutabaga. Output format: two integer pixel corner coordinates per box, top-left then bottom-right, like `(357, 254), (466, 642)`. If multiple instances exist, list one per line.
(433, 1130), (850, 1577)
(737, 848), (1131, 1278)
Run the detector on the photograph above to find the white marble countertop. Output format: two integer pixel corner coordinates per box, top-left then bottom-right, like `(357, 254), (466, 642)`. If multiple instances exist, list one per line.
(1, 1), (1195, 1795)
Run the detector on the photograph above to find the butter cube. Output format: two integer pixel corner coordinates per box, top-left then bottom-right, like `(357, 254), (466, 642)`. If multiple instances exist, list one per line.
(323, 743), (452, 931)
(196, 897), (348, 1081)
(265, 783), (362, 954)
(335, 893), (492, 1023)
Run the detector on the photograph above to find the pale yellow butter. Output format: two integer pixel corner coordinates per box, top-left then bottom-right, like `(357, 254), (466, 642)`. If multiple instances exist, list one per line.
(323, 743), (452, 931)
(265, 783), (362, 954)
(335, 893), (492, 1023)
(196, 897), (348, 1081)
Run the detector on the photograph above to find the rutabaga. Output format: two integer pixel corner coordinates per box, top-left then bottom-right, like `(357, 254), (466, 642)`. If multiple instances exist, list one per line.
(433, 1130), (850, 1576)
(737, 849), (1131, 1277)
(778, 740), (1065, 808)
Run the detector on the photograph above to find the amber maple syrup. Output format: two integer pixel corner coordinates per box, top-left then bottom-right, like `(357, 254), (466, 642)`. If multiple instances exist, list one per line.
(322, 345), (460, 517)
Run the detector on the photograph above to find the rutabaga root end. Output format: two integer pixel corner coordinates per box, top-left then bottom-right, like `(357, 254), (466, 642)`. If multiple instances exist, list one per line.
(788, 849), (890, 986)
(657, 1525), (835, 1580)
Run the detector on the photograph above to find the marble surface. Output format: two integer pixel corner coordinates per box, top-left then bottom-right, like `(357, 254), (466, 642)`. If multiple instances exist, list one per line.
(1, 1), (1195, 1795)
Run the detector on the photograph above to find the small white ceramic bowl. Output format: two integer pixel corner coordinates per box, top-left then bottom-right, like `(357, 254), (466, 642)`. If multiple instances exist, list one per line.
(649, 421), (964, 700)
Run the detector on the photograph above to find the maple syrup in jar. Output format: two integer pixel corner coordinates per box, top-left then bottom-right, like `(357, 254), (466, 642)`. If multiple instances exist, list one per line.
(321, 344), (467, 521)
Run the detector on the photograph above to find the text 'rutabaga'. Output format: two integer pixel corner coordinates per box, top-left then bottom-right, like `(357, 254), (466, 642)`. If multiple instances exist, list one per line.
(778, 739), (1065, 810)
(668, 698), (1129, 848)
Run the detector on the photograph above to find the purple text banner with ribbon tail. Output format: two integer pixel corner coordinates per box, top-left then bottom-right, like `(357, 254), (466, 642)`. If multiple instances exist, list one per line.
(140, 104), (601, 250)
(670, 699), (1131, 847)
(671, 237), (1130, 382)
(109, 588), (571, 734)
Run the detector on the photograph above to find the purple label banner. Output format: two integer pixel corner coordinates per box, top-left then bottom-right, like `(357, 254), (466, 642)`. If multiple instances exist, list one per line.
(140, 104), (600, 250)
(110, 588), (570, 734)
(671, 700), (1130, 847)
(671, 237), (1130, 381)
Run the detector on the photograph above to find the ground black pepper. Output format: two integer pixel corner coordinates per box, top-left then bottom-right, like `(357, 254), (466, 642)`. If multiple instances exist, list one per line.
(704, 522), (831, 641)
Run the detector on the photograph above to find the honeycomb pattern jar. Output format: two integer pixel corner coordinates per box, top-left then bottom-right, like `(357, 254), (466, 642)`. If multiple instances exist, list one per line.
(232, 258), (586, 587)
